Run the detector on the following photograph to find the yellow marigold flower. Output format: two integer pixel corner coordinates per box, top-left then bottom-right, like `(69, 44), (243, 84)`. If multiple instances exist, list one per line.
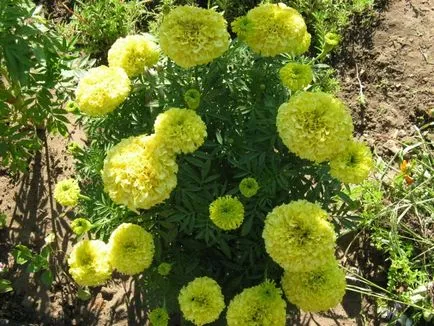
(325, 32), (341, 47)
(159, 6), (230, 68)
(64, 100), (79, 113)
(226, 280), (287, 326)
(108, 34), (159, 77)
(184, 89), (201, 110)
(178, 276), (225, 325)
(148, 307), (169, 326)
(68, 240), (112, 287)
(70, 218), (92, 235)
(157, 262), (172, 276)
(153, 108), (207, 155)
(329, 140), (373, 184)
(54, 178), (81, 207)
(276, 91), (354, 163)
(209, 196), (244, 230)
(262, 200), (336, 272)
(102, 134), (178, 211)
(232, 3), (311, 57)
(108, 223), (155, 275)
(282, 259), (346, 312)
(239, 177), (259, 198)
(75, 65), (131, 116)
(279, 63), (313, 91)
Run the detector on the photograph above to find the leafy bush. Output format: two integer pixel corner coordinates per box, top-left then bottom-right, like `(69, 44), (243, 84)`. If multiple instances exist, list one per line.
(60, 0), (146, 58)
(0, 0), (76, 172)
(59, 3), (378, 323)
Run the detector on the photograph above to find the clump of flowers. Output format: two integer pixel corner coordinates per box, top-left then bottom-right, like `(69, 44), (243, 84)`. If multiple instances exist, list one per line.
(54, 178), (81, 207)
(108, 34), (159, 77)
(281, 259), (347, 312)
(279, 63), (313, 91)
(232, 3), (311, 57)
(75, 65), (131, 116)
(157, 262), (172, 276)
(102, 134), (178, 211)
(178, 276), (225, 325)
(239, 177), (260, 198)
(226, 280), (287, 326)
(329, 140), (373, 184)
(159, 6), (230, 68)
(148, 307), (169, 326)
(68, 240), (112, 287)
(184, 89), (201, 110)
(209, 196), (244, 230)
(70, 218), (92, 235)
(108, 223), (155, 275)
(276, 91), (354, 163)
(262, 200), (336, 271)
(153, 108), (207, 155)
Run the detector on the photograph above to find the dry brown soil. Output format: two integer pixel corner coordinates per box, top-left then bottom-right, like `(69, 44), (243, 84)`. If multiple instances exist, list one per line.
(1, 0), (433, 325)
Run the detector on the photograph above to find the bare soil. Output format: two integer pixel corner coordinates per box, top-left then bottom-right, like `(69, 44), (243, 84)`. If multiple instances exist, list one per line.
(1, 0), (433, 325)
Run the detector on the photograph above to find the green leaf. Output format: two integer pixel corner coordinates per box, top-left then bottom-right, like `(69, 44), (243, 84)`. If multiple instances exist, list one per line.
(40, 270), (53, 288)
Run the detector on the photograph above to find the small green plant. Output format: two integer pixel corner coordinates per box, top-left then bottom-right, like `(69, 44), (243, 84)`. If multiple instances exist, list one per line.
(0, 0), (76, 173)
(60, 0), (147, 58)
(0, 262), (13, 294)
(12, 242), (54, 288)
(346, 127), (434, 323)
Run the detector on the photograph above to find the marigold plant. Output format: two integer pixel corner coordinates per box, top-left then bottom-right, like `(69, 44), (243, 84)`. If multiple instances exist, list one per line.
(66, 2), (374, 323)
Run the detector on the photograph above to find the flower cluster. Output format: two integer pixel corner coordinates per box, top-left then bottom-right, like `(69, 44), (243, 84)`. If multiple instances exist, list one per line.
(54, 178), (81, 207)
(159, 6), (230, 68)
(68, 240), (112, 287)
(108, 34), (159, 77)
(102, 134), (178, 211)
(232, 3), (311, 56)
(329, 140), (374, 184)
(282, 258), (346, 312)
(209, 196), (244, 230)
(262, 200), (335, 271)
(277, 91), (354, 163)
(154, 108), (207, 155)
(239, 177), (260, 198)
(75, 66), (131, 116)
(279, 63), (313, 92)
(108, 223), (155, 275)
(226, 280), (287, 326)
(178, 277), (225, 325)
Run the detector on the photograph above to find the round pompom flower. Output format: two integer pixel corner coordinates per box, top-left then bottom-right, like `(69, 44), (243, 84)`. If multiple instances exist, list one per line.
(232, 3), (311, 57)
(279, 63), (313, 91)
(325, 32), (341, 47)
(184, 89), (201, 110)
(102, 134), (178, 211)
(282, 259), (347, 312)
(70, 218), (92, 235)
(54, 178), (81, 207)
(262, 200), (336, 272)
(226, 280), (287, 326)
(276, 91), (354, 163)
(148, 307), (169, 326)
(75, 65), (130, 116)
(108, 34), (159, 77)
(108, 223), (155, 275)
(68, 240), (112, 287)
(178, 276), (225, 325)
(159, 6), (230, 68)
(153, 108), (207, 155)
(157, 262), (172, 276)
(329, 140), (373, 184)
(239, 177), (260, 198)
(209, 196), (244, 230)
